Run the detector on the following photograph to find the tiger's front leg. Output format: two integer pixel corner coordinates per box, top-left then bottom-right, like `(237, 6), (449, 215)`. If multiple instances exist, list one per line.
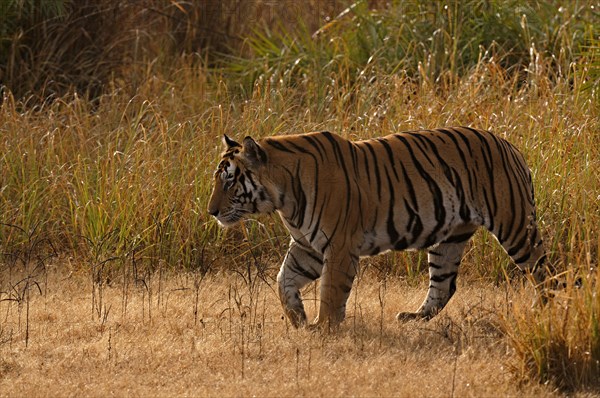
(277, 241), (323, 328)
(313, 251), (358, 330)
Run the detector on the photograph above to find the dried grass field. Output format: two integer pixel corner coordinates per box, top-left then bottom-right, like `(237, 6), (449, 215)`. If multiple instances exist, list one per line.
(1, 1), (599, 396)
(0, 266), (567, 397)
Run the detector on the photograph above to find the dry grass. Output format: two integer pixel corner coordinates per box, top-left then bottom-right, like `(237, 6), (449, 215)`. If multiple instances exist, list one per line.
(0, 266), (563, 397)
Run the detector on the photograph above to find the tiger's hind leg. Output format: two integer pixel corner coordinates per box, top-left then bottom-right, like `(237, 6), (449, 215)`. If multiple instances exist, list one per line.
(397, 231), (474, 322)
(495, 218), (547, 292)
(277, 241), (323, 328)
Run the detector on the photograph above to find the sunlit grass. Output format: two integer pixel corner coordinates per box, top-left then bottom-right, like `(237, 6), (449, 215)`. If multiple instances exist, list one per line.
(504, 265), (600, 391)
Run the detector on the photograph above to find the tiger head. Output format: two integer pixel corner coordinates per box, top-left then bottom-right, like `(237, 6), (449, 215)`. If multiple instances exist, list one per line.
(207, 135), (275, 227)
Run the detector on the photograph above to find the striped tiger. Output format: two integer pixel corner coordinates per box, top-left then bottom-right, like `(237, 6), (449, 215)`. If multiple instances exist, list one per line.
(208, 127), (547, 329)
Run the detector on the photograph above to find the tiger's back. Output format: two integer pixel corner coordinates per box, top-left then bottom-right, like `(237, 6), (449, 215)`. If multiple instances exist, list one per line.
(208, 127), (546, 328)
(350, 127), (539, 257)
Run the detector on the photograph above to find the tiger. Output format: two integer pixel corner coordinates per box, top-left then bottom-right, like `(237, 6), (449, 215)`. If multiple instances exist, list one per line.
(207, 127), (547, 329)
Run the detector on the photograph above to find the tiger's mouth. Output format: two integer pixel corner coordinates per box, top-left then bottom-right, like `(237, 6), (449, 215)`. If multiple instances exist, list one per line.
(215, 210), (246, 227)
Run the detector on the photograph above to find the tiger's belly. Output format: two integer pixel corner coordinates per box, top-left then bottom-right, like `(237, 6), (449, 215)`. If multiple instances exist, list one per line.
(282, 207), (471, 258)
(357, 214), (472, 257)
(358, 231), (419, 257)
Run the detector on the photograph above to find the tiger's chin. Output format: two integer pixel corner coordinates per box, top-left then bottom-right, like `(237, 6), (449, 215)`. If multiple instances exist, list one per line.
(216, 219), (239, 228)
(214, 212), (246, 228)
(216, 217), (244, 228)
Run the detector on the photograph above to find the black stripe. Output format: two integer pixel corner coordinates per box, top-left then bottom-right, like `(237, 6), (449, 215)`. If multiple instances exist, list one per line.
(494, 137), (524, 244)
(395, 135), (446, 247)
(497, 224), (505, 244)
(363, 141), (382, 198)
(400, 162), (419, 213)
(309, 159), (320, 227)
(466, 128), (499, 218)
(430, 129), (449, 144)
(439, 128), (476, 202)
(442, 232), (474, 244)
(416, 134), (454, 183)
(507, 232), (529, 257)
(408, 134), (436, 168)
(265, 139), (295, 153)
(376, 138), (400, 180)
(322, 132), (352, 207)
(453, 127), (476, 157)
(358, 145), (372, 186)
(450, 167), (471, 222)
(403, 198), (423, 241)
(348, 141), (360, 177)
(288, 140), (315, 155)
(354, 179), (364, 231)
(483, 189), (495, 231)
(431, 272), (457, 283)
(452, 128), (479, 203)
(284, 141), (321, 229)
(292, 162), (307, 228)
(394, 238), (408, 251)
(301, 135), (326, 161)
(339, 283), (352, 294)
(449, 273), (458, 297)
(288, 253), (320, 280)
(513, 251), (531, 264)
(384, 168), (400, 244)
(322, 213), (342, 252)
(502, 139), (530, 192)
(304, 249), (323, 265)
(310, 194), (328, 244)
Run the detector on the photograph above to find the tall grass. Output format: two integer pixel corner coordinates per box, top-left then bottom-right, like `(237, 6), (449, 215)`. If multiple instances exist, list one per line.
(0, 0), (598, 392)
(505, 266), (600, 391)
(0, 0), (596, 295)
(0, 0), (347, 101)
(227, 0), (596, 96)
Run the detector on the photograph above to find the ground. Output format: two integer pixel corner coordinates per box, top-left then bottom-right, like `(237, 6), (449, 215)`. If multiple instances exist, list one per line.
(0, 263), (568, 397)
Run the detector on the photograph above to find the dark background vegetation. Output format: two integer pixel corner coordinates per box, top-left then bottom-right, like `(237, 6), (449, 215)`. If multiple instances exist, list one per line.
(0, 0), (347, 101)
(1, 0), (598, 102)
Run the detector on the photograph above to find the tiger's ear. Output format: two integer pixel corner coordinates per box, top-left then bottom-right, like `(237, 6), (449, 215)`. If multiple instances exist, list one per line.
(242, 136), (267, 167)
(223, 134), (241, 149)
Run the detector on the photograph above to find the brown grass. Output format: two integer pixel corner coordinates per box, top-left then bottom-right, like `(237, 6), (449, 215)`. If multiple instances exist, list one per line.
(0, 266), (563, 397)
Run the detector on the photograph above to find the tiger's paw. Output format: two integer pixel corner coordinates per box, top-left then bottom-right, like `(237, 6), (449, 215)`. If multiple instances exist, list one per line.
(285, 308), (307, 329)
(396, 311), (429, 322)
(306, 322), (322, 333)
(307, 316), (341, 332)
(306, 317), (326, 333)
